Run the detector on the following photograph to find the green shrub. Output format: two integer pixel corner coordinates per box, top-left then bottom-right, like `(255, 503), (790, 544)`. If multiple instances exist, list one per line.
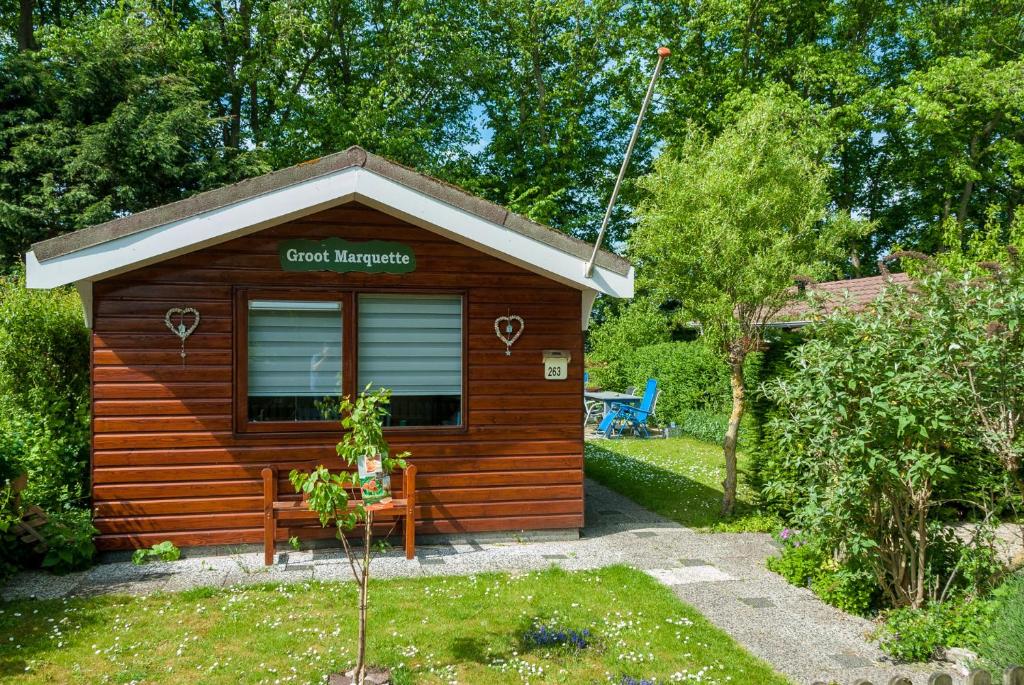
(762, 273), (1011, 608)
(0, 482), (34, 580)
(768, 530), (879, 616)
(874, 598), (994, 662)
(766, 535), (824, 588)
(132, 541), (182, 565)
(0, 272), (93, 577)
(586, 298), (671, 390)
(0, 271), (90, 512)
(39, 508), (97, 574)
(0, 404), (90, 510)
(0, 272), (90, 419)
(810, 563), (879, 616)
(976, 572), (1024, 669)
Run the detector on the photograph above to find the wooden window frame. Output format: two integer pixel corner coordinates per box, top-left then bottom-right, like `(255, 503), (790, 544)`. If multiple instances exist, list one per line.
(233, 286), (467, 437)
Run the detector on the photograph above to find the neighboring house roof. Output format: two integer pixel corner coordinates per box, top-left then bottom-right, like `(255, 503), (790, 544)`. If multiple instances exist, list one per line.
(771, 272), (913, 328)
(25, 146), (633, 306)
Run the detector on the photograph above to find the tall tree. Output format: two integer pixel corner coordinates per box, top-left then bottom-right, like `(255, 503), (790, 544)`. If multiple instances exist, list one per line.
(471, 0), (655, 244)
(0, 5), (265, 264)
(631, 93), (861, 515)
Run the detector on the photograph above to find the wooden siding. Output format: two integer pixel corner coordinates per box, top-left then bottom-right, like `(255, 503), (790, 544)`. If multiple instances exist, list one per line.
(90, 203), (585, 550)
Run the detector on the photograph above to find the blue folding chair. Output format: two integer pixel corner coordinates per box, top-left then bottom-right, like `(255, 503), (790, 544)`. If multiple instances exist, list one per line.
(602, 379), (659, 438)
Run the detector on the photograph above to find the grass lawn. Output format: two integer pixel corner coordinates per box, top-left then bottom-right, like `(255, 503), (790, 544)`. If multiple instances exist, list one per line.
(585, 436), (779, 533)
(0, 565), (788, 685)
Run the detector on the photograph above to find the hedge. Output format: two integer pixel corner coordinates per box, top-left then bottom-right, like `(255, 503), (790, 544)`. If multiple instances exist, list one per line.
(588, 337), (760, 444)
(746, 329), (804, 515)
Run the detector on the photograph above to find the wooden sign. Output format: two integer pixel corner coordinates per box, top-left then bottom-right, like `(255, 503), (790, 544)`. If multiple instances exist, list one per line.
(279, 238), (416, 274)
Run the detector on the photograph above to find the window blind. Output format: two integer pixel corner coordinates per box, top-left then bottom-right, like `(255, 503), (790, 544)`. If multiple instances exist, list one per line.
(248, 300), (342, 397)
(357, 294), (462, 396)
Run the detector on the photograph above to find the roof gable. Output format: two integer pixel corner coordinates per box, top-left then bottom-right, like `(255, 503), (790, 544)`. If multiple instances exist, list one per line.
(26, 147), (632, 299)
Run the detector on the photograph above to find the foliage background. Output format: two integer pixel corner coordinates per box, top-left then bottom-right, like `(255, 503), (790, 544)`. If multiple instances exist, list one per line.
(1, 0), (1021, 273)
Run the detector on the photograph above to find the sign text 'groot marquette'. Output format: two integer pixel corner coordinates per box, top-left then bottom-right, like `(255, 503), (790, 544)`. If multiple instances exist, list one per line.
(279, 238), (417, 274)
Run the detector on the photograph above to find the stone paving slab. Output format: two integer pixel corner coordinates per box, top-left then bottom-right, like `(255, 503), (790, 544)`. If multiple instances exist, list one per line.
(2, 478), (962, 685)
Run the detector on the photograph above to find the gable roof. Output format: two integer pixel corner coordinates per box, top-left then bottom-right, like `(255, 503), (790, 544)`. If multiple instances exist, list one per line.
(771, 272), (912, 327)
(25, 146), (633, 300)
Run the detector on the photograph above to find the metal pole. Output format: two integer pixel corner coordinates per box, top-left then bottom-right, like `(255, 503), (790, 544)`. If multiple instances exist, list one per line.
(585, 46), (671, 279)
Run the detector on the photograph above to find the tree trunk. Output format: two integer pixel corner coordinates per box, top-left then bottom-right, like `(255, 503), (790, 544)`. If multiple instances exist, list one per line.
(17, 0), (34, 51)
(721, 354), (746, 517)
(355, 510), (372, 685)
(914, 499), (928, 609)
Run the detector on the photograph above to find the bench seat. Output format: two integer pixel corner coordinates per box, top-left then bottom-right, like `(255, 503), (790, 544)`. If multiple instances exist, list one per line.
(261, 465), (417, 565)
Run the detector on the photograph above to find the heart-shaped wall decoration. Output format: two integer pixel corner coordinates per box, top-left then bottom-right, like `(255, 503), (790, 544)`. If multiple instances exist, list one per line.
(165, 307), (200, 360)
(165, 307), (200, 341)
(494, 315), (525, 356)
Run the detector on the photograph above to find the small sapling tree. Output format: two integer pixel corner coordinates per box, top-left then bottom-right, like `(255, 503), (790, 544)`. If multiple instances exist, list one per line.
(631, 92), (862, 516)
(290, 386), (409, 685)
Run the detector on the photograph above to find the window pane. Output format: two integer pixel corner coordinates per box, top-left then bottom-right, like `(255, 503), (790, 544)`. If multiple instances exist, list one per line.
(358, 294), (462, 426)
(248, 300), (342, 422)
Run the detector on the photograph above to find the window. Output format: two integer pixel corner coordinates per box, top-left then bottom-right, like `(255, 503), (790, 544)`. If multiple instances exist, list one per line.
(247, 300), (343, 422)
(358, 294), (462, 427)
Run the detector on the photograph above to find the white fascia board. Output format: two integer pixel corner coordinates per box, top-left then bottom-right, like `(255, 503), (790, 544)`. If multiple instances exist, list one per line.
(349, 172), (634, 298)
(581, 290), (599, 330)
(24, 166), (634, 301)
(75, 281), (93, 328)
(25, 168), (361, 289)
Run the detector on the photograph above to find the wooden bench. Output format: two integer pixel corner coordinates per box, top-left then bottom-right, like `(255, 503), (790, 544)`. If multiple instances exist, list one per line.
(261, 464), (417, 566)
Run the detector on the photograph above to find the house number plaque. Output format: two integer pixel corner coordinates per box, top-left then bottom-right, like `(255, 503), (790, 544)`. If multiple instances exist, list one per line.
(542, 350), (570, 381)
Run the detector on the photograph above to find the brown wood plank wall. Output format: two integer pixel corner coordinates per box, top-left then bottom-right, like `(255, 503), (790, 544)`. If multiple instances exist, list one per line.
(90, 203), (585, 550)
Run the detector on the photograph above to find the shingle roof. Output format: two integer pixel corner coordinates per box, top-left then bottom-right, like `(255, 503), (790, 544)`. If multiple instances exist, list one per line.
(30, 146), (632, 277)
(773, 272), (912, 324)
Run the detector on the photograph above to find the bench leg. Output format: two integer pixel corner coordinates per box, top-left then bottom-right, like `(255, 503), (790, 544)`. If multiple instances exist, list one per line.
(262, 467), (276, 566)
(404, 465), (416, 560)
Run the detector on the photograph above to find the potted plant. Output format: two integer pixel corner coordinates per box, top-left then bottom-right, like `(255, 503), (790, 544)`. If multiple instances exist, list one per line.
(290, 386), (409, 685)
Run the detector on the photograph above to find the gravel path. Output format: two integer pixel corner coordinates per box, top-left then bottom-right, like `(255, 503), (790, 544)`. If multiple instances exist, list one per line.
(3, 479), (956, 684)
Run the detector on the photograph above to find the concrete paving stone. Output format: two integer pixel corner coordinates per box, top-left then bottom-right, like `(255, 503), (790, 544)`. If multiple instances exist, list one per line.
(646, 566), (734, 585)
(830, 652), (876, 669)
(738, 596), (776, 608)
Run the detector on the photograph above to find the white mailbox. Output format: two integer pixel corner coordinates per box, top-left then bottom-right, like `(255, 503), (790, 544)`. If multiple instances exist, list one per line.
(542, 349), (571, 381)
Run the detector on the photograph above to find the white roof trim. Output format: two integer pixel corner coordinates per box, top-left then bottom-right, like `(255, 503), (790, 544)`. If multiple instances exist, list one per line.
(24, 166), (634, 303)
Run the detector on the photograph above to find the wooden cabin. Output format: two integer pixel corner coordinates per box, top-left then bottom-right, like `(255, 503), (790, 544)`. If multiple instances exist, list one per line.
(24, 147), (634, 552)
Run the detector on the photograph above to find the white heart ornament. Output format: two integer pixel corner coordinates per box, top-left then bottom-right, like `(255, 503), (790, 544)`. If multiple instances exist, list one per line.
(494, 315), (524, 355)
(165, 307), (200, 341)
(165, 307), (200, 361)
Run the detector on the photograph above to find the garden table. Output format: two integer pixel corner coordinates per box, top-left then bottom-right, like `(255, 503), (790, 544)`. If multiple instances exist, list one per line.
(584, 390), (641, 425)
